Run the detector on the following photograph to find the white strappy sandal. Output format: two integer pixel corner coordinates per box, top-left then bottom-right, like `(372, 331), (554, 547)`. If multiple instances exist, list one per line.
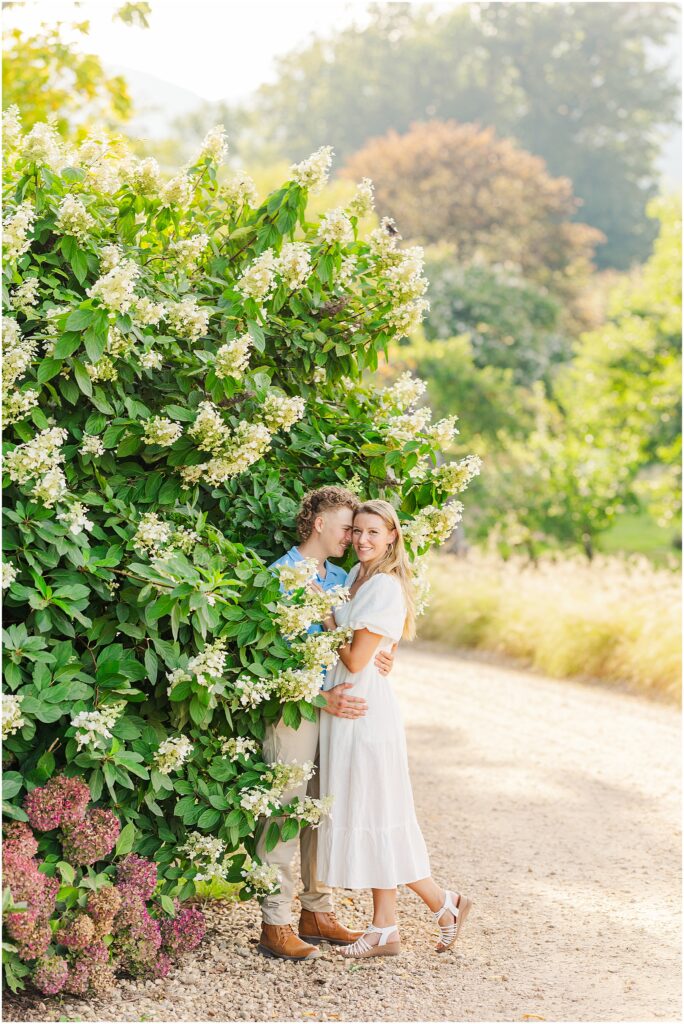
(433, 890), (472, 952)
(339, 923), (401, 958)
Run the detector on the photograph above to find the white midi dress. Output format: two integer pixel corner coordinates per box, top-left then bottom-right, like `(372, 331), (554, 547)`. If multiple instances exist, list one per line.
(317, 567), (431, 889)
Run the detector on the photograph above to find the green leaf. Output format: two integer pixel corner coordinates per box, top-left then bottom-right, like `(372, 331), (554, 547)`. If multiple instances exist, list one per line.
(197, 808), (220, 829)
(73, 359), (93, 396)
(70, 247), (89, 285)
(57, 861), (76, 885)
(65, 308), (95, 332)
(83, 325), (107, 363)
(159, 893), (176, 917)
(280, 818), (299, 842)
(264, 820), (281, 852)
(2, 772), (23, 800)
(37, 358), (63, 383)
(115, 822), (135, 856)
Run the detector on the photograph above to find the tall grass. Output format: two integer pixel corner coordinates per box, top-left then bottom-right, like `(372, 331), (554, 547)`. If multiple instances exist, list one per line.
(418, 551), (681, 702)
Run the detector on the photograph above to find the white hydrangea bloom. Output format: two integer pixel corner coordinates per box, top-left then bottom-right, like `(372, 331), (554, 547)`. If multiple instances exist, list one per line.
(312, 366), (326, 384)
(55, 194), (96, 244)
(318, 208), (354, 247)
(236, 248), (277, 305)
(80, 434), (105, 457)
(133, 296), (166, 327)
(381, 371), (427, 412)
(133, 511), (173, 557)
(142, 416), (183, 447)
(292, 626), (353, 671)
(76, 131), (109, 166)
(139, 348), (163, 370)
(106, 326), (136, 359)
(160, 174), (193, 208)
(71, 702), (126, 751)
(189, 400), (232, 454)
(430, 455), (483, 493)
(223, 170), (258, 208)
(289, 794), (334, 828)
(425, 416), (459, 449)
(273, 666), (325, 703)
(57, 501), (94, 536)
(241, 860), (280, 895)
(214, 334), (251, 380)
(9, 277), (40, 313)
(347, 178), (375, 217)
(275, 584), (350, 639)
(99, 244), (123, 274)
(276, 557), (319, 591)
(385, 407), (433, 445)
(276, 242), (312, 290)
(221, 736), (259, 761)
(232, 673), (273, 709)
(22, 121), (65, 169)
(167, 638), (228, 696)
(290, 145), (334, 192)
(403, 502), (464, 551)
(412, 556), (432, 616)
(240, 787), (275, 817)
(385, 297), (430, 339)
(2, 693), (25, 739)
(3, 201), (36, 262)
(154, 735), (194, 775)
(86, 355), (118, 382)
(165, 296), (209, 341)
(337, 254), (357, 289)
(2, 105), (22, 153)
(1, 561), (18, 590)
(87, 259), (140, 314)
(170, 525), (200, 554)
(2, 315), (39, 425)
(261, 391), (305, 432)
(129, 157), (162, 195)
(264, 760), (315, 799)
(194, 124), (228, 165)
(4, 427), (68, 507)
(179, 832), (227, 882)
(170, 233), (210, 271)
(368, 217), (401, 261)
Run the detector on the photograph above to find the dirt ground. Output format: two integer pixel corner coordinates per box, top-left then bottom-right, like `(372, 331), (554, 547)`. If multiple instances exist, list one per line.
(5, 643), (681, 1022)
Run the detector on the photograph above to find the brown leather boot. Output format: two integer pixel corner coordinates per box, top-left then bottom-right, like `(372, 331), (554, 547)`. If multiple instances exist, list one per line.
(257, 923), (321, 961)
(298, 910), (364, 946)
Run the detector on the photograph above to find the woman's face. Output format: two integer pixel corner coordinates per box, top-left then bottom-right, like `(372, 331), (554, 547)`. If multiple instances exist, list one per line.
(352, 512), (397, 564)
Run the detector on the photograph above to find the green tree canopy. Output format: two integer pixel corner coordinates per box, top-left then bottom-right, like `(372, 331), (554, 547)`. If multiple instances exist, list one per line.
(245, 2), (679, 269)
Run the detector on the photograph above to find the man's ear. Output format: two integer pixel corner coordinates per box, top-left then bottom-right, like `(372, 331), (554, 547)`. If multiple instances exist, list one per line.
(315, 514), (325, 535)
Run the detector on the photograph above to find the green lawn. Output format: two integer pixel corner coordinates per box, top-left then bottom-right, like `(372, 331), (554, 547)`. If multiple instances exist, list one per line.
(597, 512), (681, 564)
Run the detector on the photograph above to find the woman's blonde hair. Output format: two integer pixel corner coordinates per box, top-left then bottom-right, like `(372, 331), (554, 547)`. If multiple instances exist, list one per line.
(353, 499), (416, 641)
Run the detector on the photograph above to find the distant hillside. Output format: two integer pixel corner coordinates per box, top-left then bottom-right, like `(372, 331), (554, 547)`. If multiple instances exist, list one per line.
(106, 64), (205, 140)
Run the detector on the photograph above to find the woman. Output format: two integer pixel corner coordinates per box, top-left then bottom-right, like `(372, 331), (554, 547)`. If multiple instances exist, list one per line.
(316, 499), (473, 958)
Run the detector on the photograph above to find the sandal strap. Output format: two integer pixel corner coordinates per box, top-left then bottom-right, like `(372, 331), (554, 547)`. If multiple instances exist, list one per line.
(433, 891), (460, 923)
(368, 923), (399, 946)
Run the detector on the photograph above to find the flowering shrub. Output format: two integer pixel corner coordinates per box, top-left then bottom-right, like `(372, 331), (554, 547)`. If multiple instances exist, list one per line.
(2, 108), (479, 946)
(1, 779), (205, 995)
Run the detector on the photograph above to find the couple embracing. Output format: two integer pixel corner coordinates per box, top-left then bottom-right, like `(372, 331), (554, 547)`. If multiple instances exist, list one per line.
(256, 486), (472, 960)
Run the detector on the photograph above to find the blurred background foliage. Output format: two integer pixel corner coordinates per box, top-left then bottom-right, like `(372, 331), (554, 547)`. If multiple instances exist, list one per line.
(2, 0), (681, 575)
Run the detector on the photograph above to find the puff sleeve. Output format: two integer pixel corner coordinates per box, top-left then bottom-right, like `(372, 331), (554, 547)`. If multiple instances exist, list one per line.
(346, 573), (406, 642)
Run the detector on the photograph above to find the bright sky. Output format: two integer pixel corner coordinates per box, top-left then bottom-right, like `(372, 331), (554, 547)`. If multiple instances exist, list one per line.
(4, 0), (388, 101)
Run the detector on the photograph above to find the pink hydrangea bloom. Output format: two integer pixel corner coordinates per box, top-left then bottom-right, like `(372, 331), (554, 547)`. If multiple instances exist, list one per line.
(63, 959), (90, 996)
(116, 854), (158, 901)
(160, 907), (206, 955)
(61, 808), (120, 865)
(58, 776), (91, 826)
(18, 923), (52, 961)
(2, 821), (38, 858)
(56, 913), (95, 950)
(23, 775), (90, 832)
(32, 955), (68, 996)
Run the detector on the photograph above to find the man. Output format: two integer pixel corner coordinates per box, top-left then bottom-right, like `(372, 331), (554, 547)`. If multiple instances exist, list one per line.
(256, 486), (396, 961)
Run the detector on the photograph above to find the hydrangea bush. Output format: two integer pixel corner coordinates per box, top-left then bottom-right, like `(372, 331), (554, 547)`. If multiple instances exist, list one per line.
(3, 775), (204, 995)
(2, 109), (480, 957)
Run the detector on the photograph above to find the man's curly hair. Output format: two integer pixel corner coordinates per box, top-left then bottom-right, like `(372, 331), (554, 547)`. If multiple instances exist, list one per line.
(296, 486), (360, 542)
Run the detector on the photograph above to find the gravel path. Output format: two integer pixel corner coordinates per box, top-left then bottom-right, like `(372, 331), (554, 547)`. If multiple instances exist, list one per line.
(5, 643), (681, 1022)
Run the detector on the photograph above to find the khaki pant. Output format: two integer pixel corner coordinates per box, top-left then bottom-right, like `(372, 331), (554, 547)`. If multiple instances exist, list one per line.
(256, 710), (334, 926)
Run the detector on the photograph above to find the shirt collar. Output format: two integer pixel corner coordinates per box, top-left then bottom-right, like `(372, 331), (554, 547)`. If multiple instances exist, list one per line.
(288, 546), (338, 581)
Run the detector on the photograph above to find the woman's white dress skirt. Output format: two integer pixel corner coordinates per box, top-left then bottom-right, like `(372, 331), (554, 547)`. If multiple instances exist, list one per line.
(317, 567), (431, 889)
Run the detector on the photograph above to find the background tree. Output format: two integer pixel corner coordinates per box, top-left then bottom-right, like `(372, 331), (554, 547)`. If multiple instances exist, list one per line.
(245, 1), (679, 268)
(342, 120), (603, 319)
(1, 2), (152, 136)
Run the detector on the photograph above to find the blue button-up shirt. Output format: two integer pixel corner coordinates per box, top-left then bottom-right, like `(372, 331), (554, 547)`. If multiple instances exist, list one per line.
(269, 546), (348, 636)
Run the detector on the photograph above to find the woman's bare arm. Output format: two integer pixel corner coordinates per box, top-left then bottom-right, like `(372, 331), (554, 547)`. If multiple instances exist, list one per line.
(336, 627), (384, 674)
